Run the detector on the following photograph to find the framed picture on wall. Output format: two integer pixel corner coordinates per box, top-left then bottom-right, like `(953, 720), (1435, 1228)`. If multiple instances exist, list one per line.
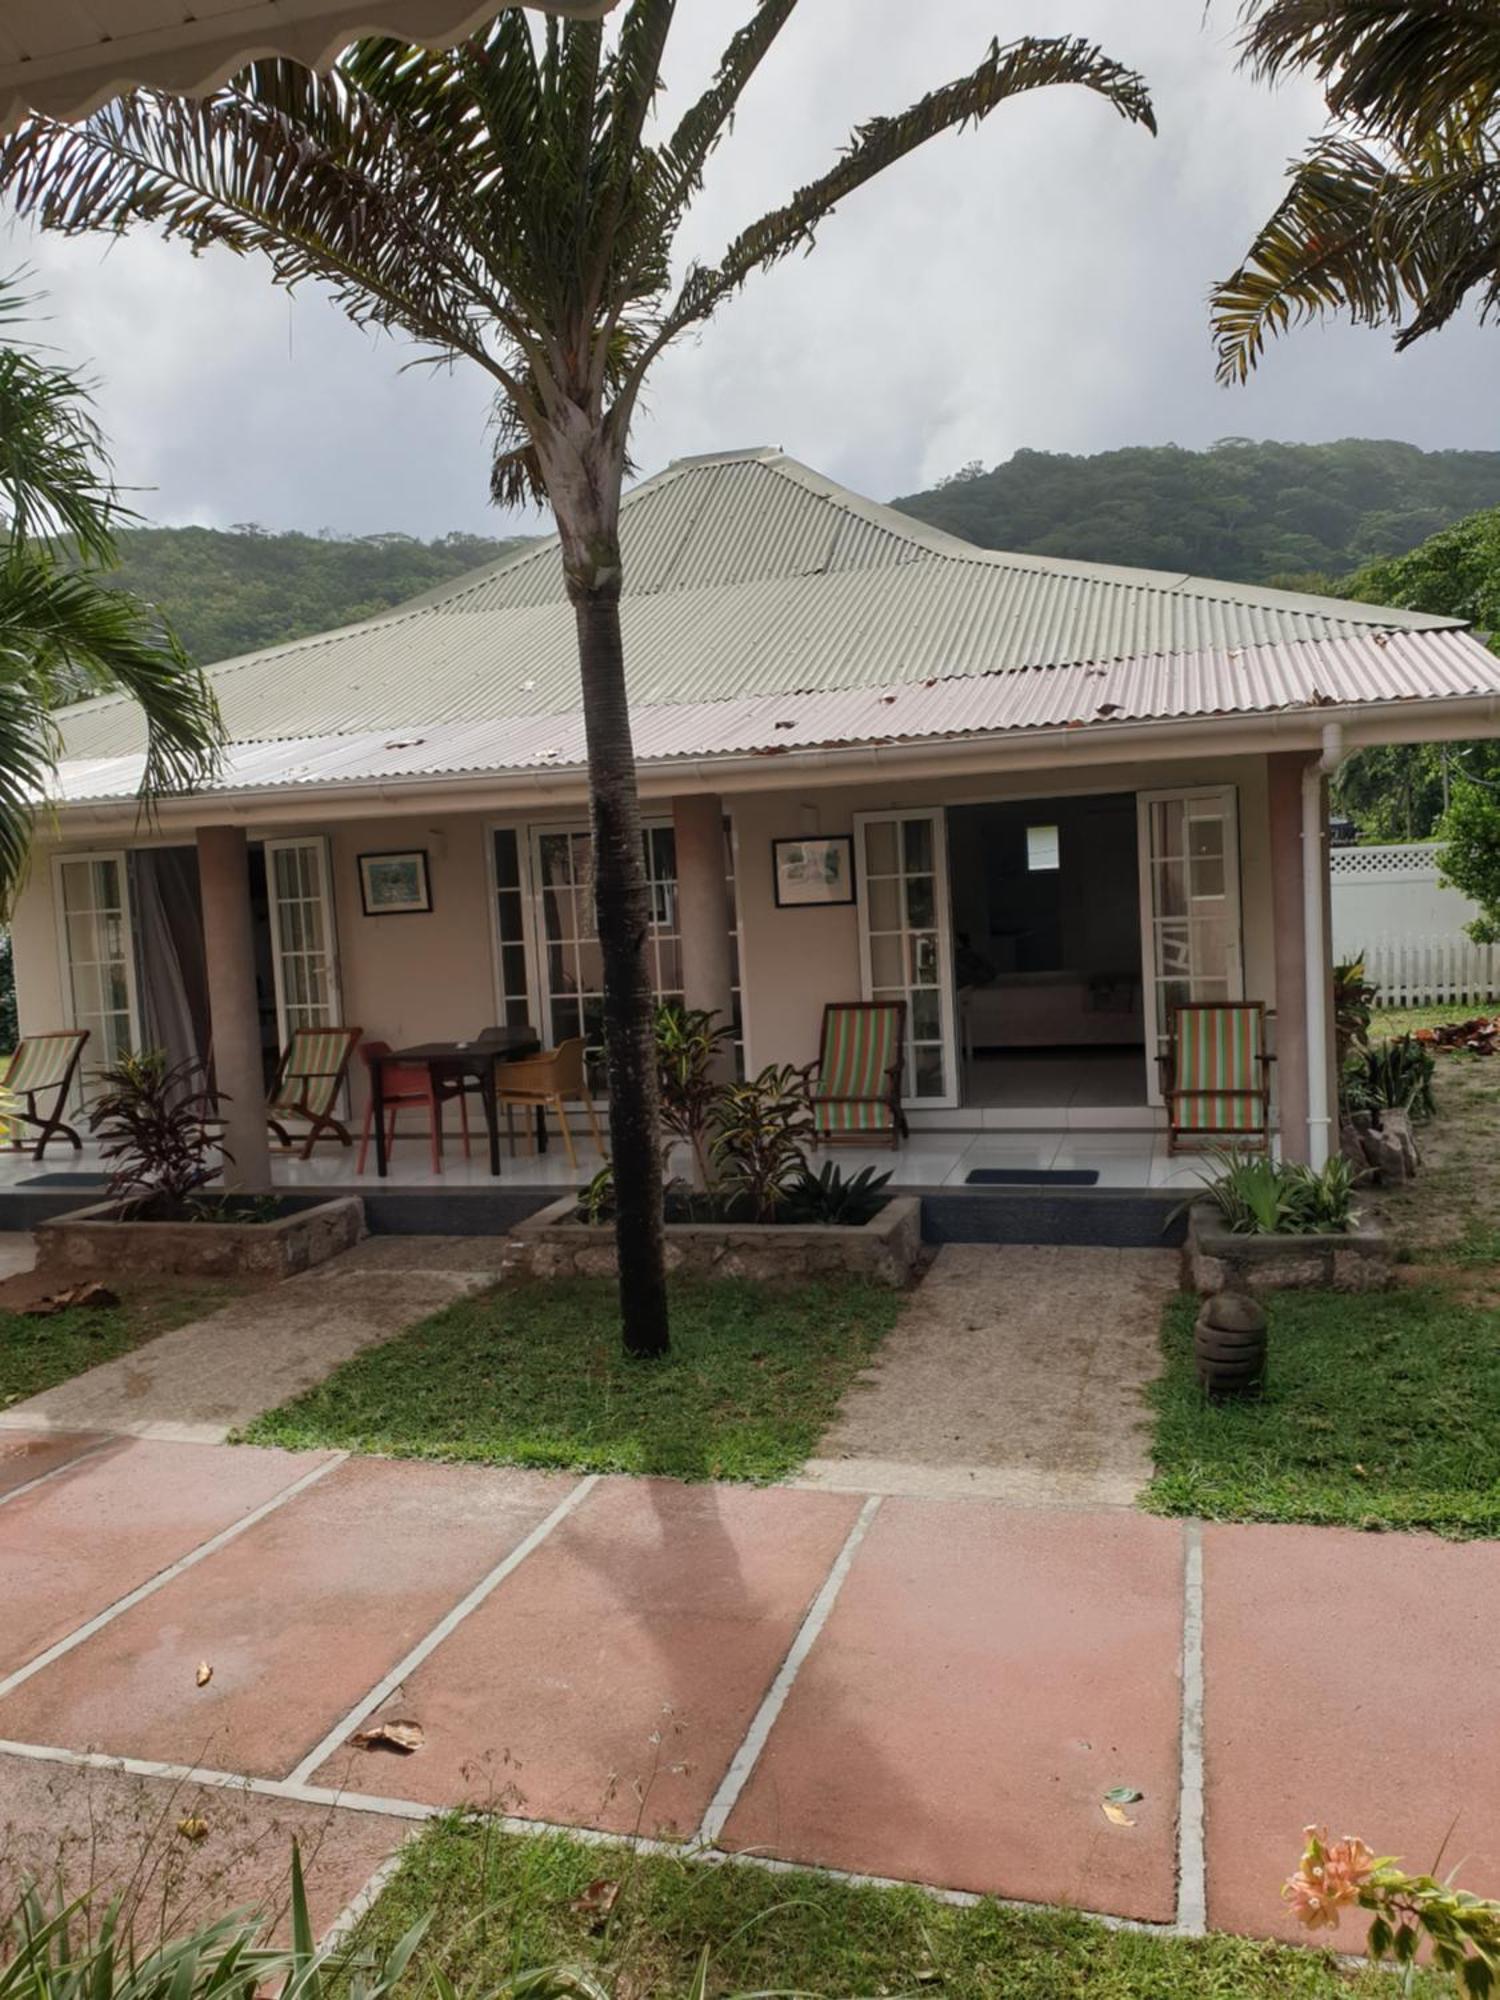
(358, 849), (432, 916)
(772, 835), (856, 908)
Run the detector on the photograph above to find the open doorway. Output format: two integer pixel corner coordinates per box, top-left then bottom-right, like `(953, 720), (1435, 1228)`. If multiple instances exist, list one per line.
(946, 794), (1147, 1108)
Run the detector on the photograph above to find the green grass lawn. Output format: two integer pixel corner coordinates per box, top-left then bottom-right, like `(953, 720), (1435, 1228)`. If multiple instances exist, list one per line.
(1144, 1288), (1500, 1536)
(0, 1281), (235, 1407)
(239, 1276), (901, 1480)
(350, 1819), (1427, 2000)
(1370, 1000), (1497, 1038)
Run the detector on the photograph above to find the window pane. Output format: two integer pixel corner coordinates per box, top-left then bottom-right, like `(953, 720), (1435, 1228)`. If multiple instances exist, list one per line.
(863, 822), (898, 874)
(902, 818), (933, 873)
(905, 874), (936, 928)
(1026, 824), (1060, 872)
(493, 829), (520, 890)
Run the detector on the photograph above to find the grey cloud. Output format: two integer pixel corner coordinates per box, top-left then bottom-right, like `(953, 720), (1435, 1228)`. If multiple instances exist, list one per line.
(6, 0), (1497, 542)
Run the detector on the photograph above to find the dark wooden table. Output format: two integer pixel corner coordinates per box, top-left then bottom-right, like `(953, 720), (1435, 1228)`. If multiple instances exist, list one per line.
(370, 1032), (541, 1179)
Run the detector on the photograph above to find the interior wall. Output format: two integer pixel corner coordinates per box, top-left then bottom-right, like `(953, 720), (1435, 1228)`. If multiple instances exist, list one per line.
(947, 794), (1141, 982)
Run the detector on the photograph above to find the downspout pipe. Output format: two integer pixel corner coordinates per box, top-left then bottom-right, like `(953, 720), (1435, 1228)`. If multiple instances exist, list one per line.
(1302, 721), (1344, 1169)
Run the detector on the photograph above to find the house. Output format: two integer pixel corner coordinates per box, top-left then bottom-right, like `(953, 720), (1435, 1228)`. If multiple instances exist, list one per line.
(13, 446), (1500, 1190)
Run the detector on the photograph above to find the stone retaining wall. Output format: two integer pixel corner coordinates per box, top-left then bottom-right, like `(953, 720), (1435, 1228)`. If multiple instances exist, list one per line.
(504, 1195), (923, 1289)
(1184, 1203), (1393, 1295)
(35, 1195), (365, 1280)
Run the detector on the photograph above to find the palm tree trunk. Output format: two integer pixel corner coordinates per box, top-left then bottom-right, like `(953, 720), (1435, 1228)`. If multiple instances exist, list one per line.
(573, 578), (670, 1358)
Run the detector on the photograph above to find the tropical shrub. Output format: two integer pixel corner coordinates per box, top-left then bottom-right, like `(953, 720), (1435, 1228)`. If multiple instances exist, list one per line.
(1342, 1034), (1437, 1120)
(1333, 955), (1378, 1065)
(655, 1003), (735, 1191)
(710, 1066), (817, 1223)
(88, 1050), (223, 1212)
(783, 1161), (893, 1226)
(1194, 1150), (1361, 1236)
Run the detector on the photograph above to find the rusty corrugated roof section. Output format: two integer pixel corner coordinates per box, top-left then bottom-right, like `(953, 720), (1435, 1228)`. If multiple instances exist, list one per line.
(52, 629), (1500, 805)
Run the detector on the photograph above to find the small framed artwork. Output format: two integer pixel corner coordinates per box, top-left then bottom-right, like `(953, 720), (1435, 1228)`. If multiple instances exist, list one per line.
(772, 835), (856, 908)
(358, 849), (432, 916)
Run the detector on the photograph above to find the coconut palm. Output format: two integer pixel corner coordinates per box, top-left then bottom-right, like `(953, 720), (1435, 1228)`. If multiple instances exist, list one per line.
(0, 276), (221, 906)
(0, 4), (1154, 1355)
(1213, 0), (1500, 381)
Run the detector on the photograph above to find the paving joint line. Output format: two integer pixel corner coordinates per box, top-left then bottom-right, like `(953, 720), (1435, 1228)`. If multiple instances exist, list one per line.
(0, 1438), (118, 1510)
(0, 1734), (1178, 1939)
(283, 1473), (601, 1787)
(1176, 1519), (1207, 1936)
(695, 1492), (881, 1850)
(0, 1452), (347, 1704)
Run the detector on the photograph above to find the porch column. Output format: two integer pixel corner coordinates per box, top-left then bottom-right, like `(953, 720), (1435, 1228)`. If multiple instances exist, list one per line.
(196, 823), (272, 1190)
(1268, 754), (1311, 1163)
(672, 794), (735, 1071)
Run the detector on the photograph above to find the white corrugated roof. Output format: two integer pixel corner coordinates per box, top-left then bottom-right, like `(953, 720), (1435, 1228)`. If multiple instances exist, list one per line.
(52, 628), (1500, 806)
(48, 446), (1500, 806)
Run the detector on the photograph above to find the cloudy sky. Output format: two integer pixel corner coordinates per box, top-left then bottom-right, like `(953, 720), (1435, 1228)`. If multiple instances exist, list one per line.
(4, 0), (1495, 541)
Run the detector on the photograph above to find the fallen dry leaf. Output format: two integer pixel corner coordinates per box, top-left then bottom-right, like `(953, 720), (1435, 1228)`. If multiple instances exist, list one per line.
(196, 1661), (213, 1688)
(1101, 1802), (1136, 1828)
(176, 1816), (209, 1842)
(22, 1282), (119, 1319)
(570, 1879), (620, 1925)
(351, 1718), (424, 1754)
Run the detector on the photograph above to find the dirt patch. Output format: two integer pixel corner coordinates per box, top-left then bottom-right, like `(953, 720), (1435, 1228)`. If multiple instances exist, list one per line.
(1368, 1055), (1500, 1260)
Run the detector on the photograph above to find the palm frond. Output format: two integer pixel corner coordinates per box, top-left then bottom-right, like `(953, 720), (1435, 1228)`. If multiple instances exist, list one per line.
(1211, 130), (1500, 380)
(663, 34), (1154, 339)
(1239, 0), (1500, 147)
(0, 272), (121, 561)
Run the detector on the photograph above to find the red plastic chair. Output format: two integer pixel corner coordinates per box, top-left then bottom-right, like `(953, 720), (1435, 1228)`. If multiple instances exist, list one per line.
(355, 1040), (470, 1176)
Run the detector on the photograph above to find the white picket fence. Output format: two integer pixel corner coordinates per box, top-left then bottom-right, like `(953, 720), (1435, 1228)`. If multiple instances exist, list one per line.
(1361, 934), (1500, 1010)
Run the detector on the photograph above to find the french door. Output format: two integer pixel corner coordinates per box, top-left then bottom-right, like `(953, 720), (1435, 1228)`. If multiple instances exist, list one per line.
(854, 809), (958, 1108)
(263, 837), (343, 1048)
(53, 851), (142, 1092)
(1136, 785), (1244, 1103)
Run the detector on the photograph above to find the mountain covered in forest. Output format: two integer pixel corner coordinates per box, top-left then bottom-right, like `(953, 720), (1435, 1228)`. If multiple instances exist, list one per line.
(107, 524), (523, 666)
(892, 439), (1500, 589)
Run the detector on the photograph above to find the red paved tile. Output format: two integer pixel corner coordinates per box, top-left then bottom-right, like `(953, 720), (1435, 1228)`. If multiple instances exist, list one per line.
(0, 1428), (107, 1496)
(310, 1478), (862, 1838)
(0, 1752), (407, 1943)
(0, 1439), (330, 1677)
(1204, 1522), (1500, 1942)
(0, 1458), (575, 1778)
(722, 1499), (1184, 1921)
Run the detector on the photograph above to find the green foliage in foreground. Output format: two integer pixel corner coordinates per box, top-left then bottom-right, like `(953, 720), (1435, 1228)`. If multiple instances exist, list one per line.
(1145, 1289), (1500, 1537)
(239, 1277), (900, 1480)
(103, 525), (521, 666)
(355, 1819), (1425, 2000)
(0, 1282), (232, 1406)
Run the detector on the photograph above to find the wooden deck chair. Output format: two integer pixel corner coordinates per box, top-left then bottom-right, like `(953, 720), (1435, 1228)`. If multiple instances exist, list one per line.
(812, 1001), (908, 1148)
(1163, 1001), (1272, 1154)
(0, 1031), (90, 1160)
(267, 1026), (361, 1160)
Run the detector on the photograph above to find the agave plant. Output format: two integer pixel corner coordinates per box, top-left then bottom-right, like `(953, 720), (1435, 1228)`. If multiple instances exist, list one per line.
(782, 1160), (893, 1227)
(1190, 1148), (1361, 1237)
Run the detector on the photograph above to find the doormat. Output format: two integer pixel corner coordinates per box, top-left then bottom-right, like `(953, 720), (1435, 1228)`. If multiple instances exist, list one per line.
(964, 1167), (1100, 1187)
(19, 1173), (109, 1188)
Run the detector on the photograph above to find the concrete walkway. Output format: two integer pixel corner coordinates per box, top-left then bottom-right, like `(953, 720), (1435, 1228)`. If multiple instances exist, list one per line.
(3, 1433), (1497, 1953)
(800, 1244), (1176, 1504)
(0, 1237), (509, 1443)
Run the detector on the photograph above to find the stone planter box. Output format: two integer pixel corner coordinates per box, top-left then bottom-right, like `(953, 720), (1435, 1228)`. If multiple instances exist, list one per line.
(35, 1194), (365, 1281)
(505, 1194), (922, 1289)
(1184, 1202), (1393, 1296)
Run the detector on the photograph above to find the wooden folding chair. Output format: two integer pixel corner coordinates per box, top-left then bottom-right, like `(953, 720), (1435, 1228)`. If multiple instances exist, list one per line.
(0, 1031), (90, 1161)
(811, 1001), (908, 1148)
(1162, 1000), (1273, 1153)
(267, 1025), (361, 1161)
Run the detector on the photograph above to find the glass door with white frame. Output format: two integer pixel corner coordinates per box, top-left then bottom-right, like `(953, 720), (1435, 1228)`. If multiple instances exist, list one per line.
(1137, 785), (1243, 1100)
(854, 810), (958, 1108)
(54, 851), (141, 1092)
(263, 837), (342, 1047)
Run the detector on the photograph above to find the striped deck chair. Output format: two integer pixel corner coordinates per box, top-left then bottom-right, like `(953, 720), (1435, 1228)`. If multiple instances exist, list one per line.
(267, 1025), (361, 1160)
(1163, 1001), (1272, 1154)
(0, 1031), (89, 1160)
(812, 1002), (908, 1148)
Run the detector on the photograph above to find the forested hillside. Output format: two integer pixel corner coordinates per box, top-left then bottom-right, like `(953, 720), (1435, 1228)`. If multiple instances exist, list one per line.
(892, 440), (1500, 587)
(107, 524), (521, 665)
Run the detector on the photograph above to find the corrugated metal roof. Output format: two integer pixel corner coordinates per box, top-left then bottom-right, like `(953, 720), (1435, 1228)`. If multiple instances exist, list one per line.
(52, 628), (1500, 806)
(56, 448), (1468, 772)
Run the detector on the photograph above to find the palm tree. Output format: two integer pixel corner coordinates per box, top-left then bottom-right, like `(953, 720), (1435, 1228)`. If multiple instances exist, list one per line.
(0, 275), (221, 906)
(0, 5), (1154, 1356)
(1212, 0), (1500, 381)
